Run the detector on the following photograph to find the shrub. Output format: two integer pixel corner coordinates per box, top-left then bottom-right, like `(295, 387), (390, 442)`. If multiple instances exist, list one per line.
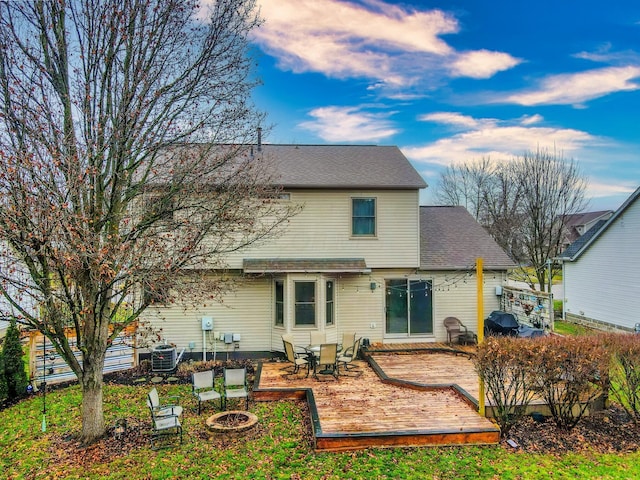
(530, 335), (610, 429)
(606, 333), (640, 420)
(2, 318), (29, 400)
(473, 336), (538, 436)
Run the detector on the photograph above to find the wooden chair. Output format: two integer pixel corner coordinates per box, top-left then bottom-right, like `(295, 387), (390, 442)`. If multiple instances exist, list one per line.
(444, 316), (470, 344)
(192, 370), (222, 414)
(147, 387), (183, 449)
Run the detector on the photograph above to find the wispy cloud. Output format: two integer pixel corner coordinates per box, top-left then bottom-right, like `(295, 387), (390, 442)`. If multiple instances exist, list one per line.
(253, 0), (520, 91)
(450, 50), (521, 79)
(417, 112), (497, 129)
(403, 112), (599, 166)
(587, 181), (638, 199)
(298, 106), (398, 142)
(503, 66), (640, 107)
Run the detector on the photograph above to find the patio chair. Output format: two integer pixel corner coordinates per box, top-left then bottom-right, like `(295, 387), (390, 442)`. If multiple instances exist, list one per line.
(192, 370), (222, 414)
(146, 387), (183, 449)
(223, 367), (249, 410)
(282, 333), (307, 354)
(309, 331), (326, 346)
(340, 331), (356, 352)
(283, 339), (310, 376)
(337, 337), (361, 376)
(313, 343), (338, 380)
(444, 316), (470, 344)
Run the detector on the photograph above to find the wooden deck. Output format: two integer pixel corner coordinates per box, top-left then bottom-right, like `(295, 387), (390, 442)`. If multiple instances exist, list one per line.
(254, 347), (500, 451)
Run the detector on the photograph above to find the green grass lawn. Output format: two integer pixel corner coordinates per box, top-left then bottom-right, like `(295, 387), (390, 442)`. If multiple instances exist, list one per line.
(554, 320), (596, 336)
(1, 382), (639, 479)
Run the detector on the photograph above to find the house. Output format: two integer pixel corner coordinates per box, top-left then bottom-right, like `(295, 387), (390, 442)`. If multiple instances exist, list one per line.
(558, 210), (613, 253)
(141, 145), (515, 360)
(557, 186), (640, 331)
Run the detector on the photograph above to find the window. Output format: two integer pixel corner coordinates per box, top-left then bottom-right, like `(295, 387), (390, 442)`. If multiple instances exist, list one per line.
(352, 198), (376, 236)
(294, 281), (316, 326)
(274, 280), (284, 327)
(325, 280), (334, 326)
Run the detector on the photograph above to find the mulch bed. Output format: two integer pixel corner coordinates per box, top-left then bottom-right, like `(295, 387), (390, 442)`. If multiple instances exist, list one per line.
(503, 406), (640, 454)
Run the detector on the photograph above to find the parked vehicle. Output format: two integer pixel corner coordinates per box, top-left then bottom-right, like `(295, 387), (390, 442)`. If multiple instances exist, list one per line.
(484, 310), (545, 338)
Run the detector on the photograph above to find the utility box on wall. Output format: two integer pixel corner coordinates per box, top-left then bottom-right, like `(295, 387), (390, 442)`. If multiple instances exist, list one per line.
(201, 317), (213, 331)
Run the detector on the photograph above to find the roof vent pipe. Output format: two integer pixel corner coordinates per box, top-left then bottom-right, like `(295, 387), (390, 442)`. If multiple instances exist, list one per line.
(257, 127), (262, 152)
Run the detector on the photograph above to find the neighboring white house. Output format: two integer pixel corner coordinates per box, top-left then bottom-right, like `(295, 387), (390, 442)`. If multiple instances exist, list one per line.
(141, 144), (515, 359)
(557, 186), (640, 331)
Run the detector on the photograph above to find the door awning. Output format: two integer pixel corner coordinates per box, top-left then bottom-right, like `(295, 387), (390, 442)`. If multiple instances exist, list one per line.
(243, 258), (370, 274)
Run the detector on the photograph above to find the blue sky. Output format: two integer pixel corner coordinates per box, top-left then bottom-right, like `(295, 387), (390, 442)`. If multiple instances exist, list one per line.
(247, 0), (640, 210)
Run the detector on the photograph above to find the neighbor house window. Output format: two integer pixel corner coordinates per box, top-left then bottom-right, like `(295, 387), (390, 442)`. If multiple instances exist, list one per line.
(274, 280), (284, 327)
(325, 280), (334, 326)
(352, 198), (376, 236)
(294, 281), (316, 326)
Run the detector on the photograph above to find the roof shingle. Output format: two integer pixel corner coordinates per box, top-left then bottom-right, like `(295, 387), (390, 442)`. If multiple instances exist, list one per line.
(419, 206), (515, 270)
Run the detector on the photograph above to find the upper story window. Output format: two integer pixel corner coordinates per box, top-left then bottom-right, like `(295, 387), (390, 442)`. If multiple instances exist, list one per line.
(352, 198), (376, 236)
(294, 281), (316, 326)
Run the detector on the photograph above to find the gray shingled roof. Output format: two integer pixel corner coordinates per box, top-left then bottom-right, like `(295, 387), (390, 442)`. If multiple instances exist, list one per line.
(558, 219), (608, 259)
(419, 206), (515, 270)
(260, 144), (426, 189)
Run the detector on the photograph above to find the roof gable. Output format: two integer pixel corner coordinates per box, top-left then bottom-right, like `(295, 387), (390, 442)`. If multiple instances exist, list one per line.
(558, 186), (640, 261)
(419, 206), (515, 270)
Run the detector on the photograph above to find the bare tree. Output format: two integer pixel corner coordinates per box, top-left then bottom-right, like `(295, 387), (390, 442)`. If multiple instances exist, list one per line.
(512, 149), (587, 291)
(435, 150), (587, 291)
(435, 158), (525, 261)
(435, 157), (494, 220)
(0, 0), (297, 443)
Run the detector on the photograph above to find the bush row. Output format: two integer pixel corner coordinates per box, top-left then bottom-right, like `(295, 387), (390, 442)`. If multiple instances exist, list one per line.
(474, 333), (640, 435)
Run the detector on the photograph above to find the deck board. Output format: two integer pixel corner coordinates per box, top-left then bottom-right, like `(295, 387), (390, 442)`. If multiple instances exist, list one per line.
(255, 353), (500, 451)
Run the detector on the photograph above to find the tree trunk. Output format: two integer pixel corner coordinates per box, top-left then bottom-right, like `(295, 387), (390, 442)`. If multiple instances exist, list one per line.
(80, 355), (106, 444)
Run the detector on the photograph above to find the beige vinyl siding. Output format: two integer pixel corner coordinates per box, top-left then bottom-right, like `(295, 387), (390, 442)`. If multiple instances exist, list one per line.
(564, 198), (640, 330)
(335, 274), (386, 343)
(224, 189), (421, 269)
(141, 275), (274, 355)
(331, 269), (505, 344)
(427, 271), (505, 341)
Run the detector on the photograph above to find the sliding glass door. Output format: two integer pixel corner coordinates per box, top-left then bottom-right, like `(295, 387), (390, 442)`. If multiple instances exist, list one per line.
(385, 279), (433, 336)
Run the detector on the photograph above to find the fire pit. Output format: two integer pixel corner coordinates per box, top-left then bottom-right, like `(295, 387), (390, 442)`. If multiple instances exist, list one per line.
(206, 410), (258, 434)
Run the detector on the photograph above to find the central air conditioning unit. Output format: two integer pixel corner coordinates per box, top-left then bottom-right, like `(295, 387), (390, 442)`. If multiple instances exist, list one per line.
(151, 345), (177, 372)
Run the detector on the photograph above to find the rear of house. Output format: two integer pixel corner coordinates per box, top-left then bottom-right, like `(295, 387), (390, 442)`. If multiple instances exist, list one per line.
(140, 145), (514, 360)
